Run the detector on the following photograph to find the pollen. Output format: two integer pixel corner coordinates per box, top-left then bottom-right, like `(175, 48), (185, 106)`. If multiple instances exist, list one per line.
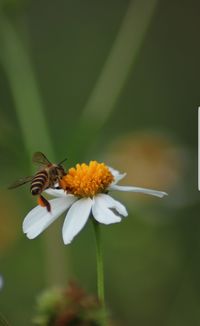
(60, 161), (114, 197)
(37, 196), (46, 208)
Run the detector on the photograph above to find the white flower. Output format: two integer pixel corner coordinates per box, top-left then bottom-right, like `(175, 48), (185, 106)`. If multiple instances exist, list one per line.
(23, 162), (167, 245)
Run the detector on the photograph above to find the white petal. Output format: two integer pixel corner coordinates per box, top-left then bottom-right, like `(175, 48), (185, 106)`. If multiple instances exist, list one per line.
(95, 193), (128, 217)
(112, 173), (127, 185)
(23, 196), (77, 239)
(108, 184), (168, 198)
(92, 195), (122, 224)
(62, 198), (92, 244)
(45, 188), (67, 197)
(108, 166), (126, 185)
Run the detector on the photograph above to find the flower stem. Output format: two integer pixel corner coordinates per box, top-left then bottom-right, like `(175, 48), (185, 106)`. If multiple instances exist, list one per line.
(93, 220), (107, 325)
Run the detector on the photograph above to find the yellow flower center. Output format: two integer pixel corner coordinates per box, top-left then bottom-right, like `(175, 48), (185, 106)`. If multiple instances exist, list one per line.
(60, 161), (114, 197)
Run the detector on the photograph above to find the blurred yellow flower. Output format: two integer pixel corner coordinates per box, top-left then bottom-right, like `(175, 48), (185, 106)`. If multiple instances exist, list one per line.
(106, 132), (185, 193)
(0, 191), (19, 254)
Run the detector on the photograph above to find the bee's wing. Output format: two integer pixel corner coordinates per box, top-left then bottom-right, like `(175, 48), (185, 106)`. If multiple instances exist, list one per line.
(32, 152), (51, 166)
(8, 176), (33, 189)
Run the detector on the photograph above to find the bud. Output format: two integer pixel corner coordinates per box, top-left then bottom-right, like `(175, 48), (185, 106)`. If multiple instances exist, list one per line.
(33, 281), (110, 326)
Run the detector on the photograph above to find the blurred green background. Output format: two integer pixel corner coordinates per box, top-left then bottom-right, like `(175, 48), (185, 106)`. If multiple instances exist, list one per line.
(0, 0), (199, 325)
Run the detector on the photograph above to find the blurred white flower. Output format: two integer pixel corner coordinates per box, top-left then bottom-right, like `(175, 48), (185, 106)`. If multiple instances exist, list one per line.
(23, 161), (167, 244)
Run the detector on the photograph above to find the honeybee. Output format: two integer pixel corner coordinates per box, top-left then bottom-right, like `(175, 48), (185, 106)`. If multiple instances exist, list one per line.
(8, 152), (67, 212)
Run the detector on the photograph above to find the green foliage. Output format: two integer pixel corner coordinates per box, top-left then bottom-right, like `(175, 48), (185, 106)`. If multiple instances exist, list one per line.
(0, 0), (199, 325)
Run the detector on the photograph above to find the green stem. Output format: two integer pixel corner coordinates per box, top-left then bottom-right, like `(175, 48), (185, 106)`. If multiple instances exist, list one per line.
(0, 13), (68, 285)
(71, 0), (159, 159)
(93, 221), (107, 325)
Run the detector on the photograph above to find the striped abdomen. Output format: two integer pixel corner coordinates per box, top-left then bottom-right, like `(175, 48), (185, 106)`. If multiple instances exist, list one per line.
(31, 170), (49, 195)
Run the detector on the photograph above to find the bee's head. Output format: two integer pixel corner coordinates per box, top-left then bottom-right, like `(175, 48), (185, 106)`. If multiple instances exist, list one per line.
(57, 164), (66, 178)
(49, 165), (66, 181)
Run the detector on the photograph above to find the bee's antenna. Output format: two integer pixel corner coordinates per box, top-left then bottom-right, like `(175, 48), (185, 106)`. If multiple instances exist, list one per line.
(58, 157), (68, 165)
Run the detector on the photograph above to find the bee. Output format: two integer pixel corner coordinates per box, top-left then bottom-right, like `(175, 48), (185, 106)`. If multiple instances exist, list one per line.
(8, 152), (67, 212)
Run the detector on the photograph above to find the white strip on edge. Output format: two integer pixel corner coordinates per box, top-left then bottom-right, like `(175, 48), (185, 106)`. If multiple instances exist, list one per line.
(198, 107), (200, 191)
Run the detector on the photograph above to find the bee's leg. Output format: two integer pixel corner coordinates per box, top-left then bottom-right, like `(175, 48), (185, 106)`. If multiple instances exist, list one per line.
(37, 195), (51, 212)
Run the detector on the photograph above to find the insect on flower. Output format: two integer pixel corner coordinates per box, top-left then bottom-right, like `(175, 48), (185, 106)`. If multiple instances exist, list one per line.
(22, 161), (168, 244)
(8, 152), (67, 212)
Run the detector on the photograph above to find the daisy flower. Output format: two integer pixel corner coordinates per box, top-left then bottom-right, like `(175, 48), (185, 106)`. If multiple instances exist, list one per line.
(23, 161), (167, 244)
